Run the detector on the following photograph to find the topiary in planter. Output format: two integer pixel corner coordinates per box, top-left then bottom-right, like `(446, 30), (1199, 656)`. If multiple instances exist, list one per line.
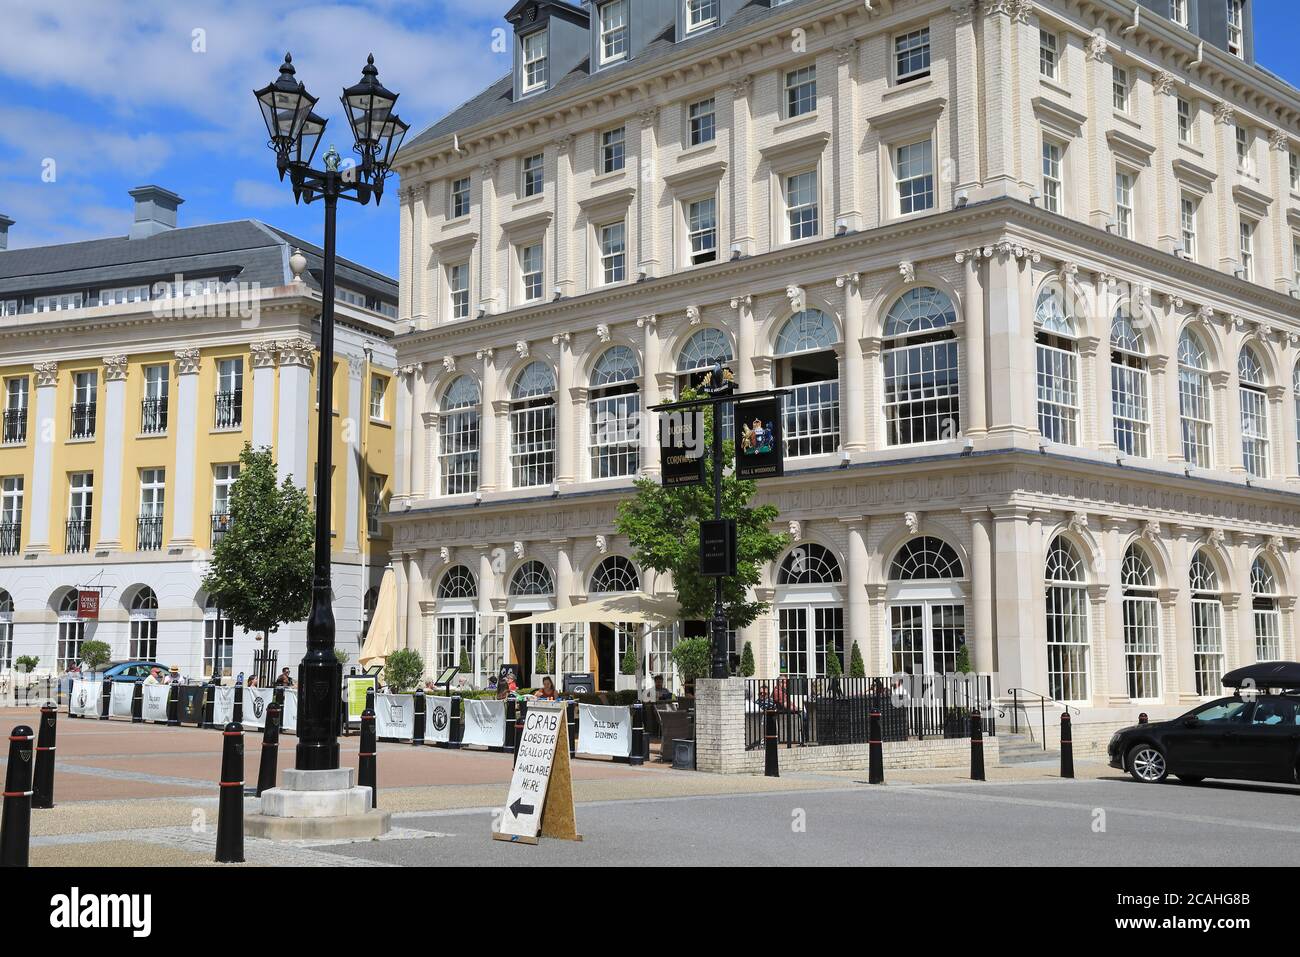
(740, 641), (755, 677)
(848, 642), (866, 679)
(620, 641), (637, 676)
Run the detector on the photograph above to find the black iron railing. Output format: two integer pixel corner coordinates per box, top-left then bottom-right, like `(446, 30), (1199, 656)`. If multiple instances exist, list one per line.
(136, 515), (164, 551)
(211, 512), (231, 546)
(70, 402), (97, 439)
(2, 408), (26, 444)
(253, 648), (279, 688)
(140, 396), (169, 434)
(0, 522), (18, 556)
(65, 519), (91, 554)
(214, 391), (242, 430)
(744, 674), (998, 750)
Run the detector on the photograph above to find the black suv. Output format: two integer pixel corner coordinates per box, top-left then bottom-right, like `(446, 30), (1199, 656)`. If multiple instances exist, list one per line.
(1109, 663), (1300, 785)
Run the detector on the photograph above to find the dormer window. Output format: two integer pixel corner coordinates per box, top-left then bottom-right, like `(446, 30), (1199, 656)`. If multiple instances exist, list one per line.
(686, 0), (719, 34)
(522, 30), (548, 94)
(1227, 0), (1244, 58)
(599, 1), (628, 64)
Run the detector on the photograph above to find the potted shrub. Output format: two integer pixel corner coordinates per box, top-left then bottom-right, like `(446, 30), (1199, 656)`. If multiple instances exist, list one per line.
(382, 648), (424, 694)
(669, 636), (711, 698)
(615, 639), (639, 692)
(739, 641), (756, 678)
(848, 643), (866, 679)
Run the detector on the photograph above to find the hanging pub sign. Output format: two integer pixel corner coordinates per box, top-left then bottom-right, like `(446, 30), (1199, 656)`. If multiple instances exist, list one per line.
(700, 519), (738, 577)
(735, 397), (784, 480)
(659, 408), (706, 488)
(77, 590), (100, 620)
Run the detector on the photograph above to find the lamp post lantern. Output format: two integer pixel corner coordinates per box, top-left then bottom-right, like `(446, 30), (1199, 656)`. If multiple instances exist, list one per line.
(253, 52), (408, 772)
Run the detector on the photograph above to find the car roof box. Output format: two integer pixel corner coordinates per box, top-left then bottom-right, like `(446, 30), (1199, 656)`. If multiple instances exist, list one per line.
(1222, 661), (1300, 689)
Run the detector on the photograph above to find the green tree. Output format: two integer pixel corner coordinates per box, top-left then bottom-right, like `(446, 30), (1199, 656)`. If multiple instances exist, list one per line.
(739, 641), (756, 677)
(80, 640), (112, 674)
(382, 649), (424, 693)
(826, 644), (843, 678)
(15, 655), (39, 673)
(201, 444), (314, 655)
(334, 648), (350, 667)
(616, 389), (788, 629)
(955, 644), (972, 675)
(848, 642), (866, 679)
(620, 640), (638, 676)
(669, 637), (712, 691)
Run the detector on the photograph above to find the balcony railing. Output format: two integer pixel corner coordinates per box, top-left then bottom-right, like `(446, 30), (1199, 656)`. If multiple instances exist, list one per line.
(0, 522), (19, 556)
(65, 519), (91, 554)
(214, 391), (242, 430)
(140, 396), (169, 435)
(211, 512), (232, 547)
(136, 515), (164, 552)
(2, 408), (26, 445)
(70, 403), (97, 440)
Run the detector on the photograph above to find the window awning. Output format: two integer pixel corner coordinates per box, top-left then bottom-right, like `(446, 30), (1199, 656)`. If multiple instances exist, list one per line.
(512, 593), (681, 627)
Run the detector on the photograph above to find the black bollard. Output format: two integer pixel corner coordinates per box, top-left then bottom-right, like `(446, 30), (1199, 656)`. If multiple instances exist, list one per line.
(32, 705), (57, 809)
(131, 682), (144, 724)
(763, 710), (779, 778)
(512, 700), (527, 768)
(214, 723), (244, 864)
(256, 703), (281, 797)
(365, 686), (376, 713)
(203, 684), (216, 729)
(412, 689), (426, 746)
(1138, 712), (1149, 725)
(1, 725), (35, 866)
(1060, 711), (1075, 779)
(358, 708), (377, 809)
(629, 703), (646, 766)
(448, 696), (464, 749)
(99, 676), (112, 721)
(970, 710), (985, 782)
(504, 697), (518, 754)
(233, 683), (244, 726)
(567, 699), (579, 756)
(167, 682), (179, 726)
(868, 710), (885, 785)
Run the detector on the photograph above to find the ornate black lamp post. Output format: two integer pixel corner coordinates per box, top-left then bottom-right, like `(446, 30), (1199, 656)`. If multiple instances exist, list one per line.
(254, 53), (408, 771)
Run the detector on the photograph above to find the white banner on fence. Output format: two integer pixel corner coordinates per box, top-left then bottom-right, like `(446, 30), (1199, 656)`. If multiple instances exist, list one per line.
(243, 688), (273, 730)
(211, 686), (235, 726)
(577, 704), (632, 757)
(375, 693), (415, 740)
(461, 698), (507, 748)
(70, 679), (102, 717)
(281, 689), (298, 733)
(142, 685), (170, 723)
(110, 681), (135, 718)
(424, 696), (453, 744)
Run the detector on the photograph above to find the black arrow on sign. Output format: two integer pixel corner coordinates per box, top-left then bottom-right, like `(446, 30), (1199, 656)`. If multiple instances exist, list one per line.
(509, 797), (536, 818)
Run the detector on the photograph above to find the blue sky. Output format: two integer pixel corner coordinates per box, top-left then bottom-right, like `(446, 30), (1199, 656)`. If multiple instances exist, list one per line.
(0, 1), (1297, 279)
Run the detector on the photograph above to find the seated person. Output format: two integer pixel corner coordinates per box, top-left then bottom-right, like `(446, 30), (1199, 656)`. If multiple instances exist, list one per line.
(653, 674), (673, 701)
(274, 668), (294, 688)
(533, 676), (559, 700)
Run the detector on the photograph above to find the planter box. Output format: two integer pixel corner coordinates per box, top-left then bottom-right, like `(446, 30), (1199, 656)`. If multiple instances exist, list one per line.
(615, 673), (639, 693)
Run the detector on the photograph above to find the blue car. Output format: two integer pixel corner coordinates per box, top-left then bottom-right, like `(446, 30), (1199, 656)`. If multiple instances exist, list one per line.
(102, 661), (168, 683)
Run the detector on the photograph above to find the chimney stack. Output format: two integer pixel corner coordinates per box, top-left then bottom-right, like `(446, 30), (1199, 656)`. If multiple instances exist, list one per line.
(128, 185), (184, 240)
(0, 214), (12, 251)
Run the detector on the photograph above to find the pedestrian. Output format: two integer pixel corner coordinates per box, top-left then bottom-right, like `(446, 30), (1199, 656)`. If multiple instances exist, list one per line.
(144, 667), (163, 686)
(274, 667), (294, 688)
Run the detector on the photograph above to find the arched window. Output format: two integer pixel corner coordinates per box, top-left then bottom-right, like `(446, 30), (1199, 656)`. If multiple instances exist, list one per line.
(439, 376), (480, 496)
(509, 560), (555, 596)
(1239, 346), (1269, 478)
(589, 555), (640, 594)
(774, 310), (840, 457)
(882, 288), (960, 445)
(776, 544), (844, 679)
(510, 362), (556, 489)
(888, 537), (965, 581)
(203, 596), (234, 678)
(675, 328), (734, 437)
(1121, 545), (1160, 700)
(129, 587), (158, 661)
(438, 565), (478, 600)
(1251, 557), (1281, 662)
(887, 537), (966, 675)
(1111, 306), (1150, 457)
(1178, 330), (1213, 468)
(1189, 551), (1224, 694)
(1035, 285), (1080, 444)
(0, 589), (12, 671)
(589, 346), (641, 478)
(1045, 537), (1089, 702)
(57, 590), (85, 672)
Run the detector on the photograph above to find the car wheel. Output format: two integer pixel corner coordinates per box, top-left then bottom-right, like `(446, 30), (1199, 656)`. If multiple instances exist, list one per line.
(1127, 744), (1168, 783)
(1175, 774), (1203, 784)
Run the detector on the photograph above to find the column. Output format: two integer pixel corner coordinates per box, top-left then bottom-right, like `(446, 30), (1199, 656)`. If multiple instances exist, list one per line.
(1078, 334), (1108, 448)
(169, 349), (201, 548)
(731, 297), (757, 393)
(1084, 35), (1111, 227)
(553, 135), (575, 297)
(959, 252), (987, 436)
(979, 2), (1018, 197)
(478, 349), (499, 492)
(965, 509), (994, 674)
(1101, 518), (1128, 705)
(1170, 527), (1200, 704)
(843, 519), (869, 666)
(554, 332), (575, 484)
(554, 540), (574, 609)
(638, 316), (660, 478)
(250, 342), (277, 449)
(727, 78), (754, 255)
(392, 556), (408, 658)
(409, 366), (429, 500)
(636, 108), (660, 277)
(1147, 354), (1171, 461)
(832, 40), (861, 231)
(985, 246), (1035, 435)
(1164, 303), (1186, 462)
(276, 338), (313, 489)
(837, 274), (867, 451)
(406, 551), (425, 652)
(398, 188), (414, 322)
(991, 506), (1038, 693)
(478, 548), (497, 618)
(97, 356), (128, 551)
(26, 362), (58, 553)
(1267, 384), (1289, 480)
(950, 1), (982, 196)
(344, 355), (364, 552)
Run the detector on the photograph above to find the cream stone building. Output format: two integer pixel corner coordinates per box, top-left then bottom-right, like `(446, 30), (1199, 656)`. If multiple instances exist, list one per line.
(386, 0), (1300, 733)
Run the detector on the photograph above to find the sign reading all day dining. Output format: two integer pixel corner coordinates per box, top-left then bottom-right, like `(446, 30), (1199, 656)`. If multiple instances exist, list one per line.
(492, 701), (581, 846)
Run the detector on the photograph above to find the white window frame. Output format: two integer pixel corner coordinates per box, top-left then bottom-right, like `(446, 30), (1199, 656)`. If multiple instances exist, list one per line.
(688, 97), (716, 147)
(893, 27), (931, 84)
(521, 153), (545, 198)
(1040, 29), (1059, 81)
(369, 374), (387, 421)
(1239, 216), (1256, 281)
(784, 65), (817, 119)
(448, 262), (470, 320)
(1114, 168), (1135, 239)
(450, 177), (471, 219)
(1178, 332), (1213, 468)
(598, 0), (628, 64)
(1112, 65), (1130, 113)
(686, 195), (718, 266)
(598, 221), (627, 286)
(1180, 192), (1199, 260)
(601, 126), (626, 174)
(784, 169), (820, 243)
(894, 137), (935, 216)
(686, 0), (719, 34)
(1170, 0), (1188, 27)
(522, 30), (549, 94)
(519, 242), (544, 303)
(1176, 96), (1193, 144)
(1227, 0), (1244, 58)
(1042, 138), (1064, 213)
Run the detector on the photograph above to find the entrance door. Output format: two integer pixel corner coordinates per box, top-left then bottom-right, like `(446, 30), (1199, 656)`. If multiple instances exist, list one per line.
(889, 602), (966, 675)
(596, 624), (616, 692)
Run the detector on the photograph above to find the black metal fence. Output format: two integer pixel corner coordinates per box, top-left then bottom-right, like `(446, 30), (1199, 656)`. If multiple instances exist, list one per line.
(744, 674), (998, 750)
(252, 649), (279, 688)
(2, 408), (26, 445)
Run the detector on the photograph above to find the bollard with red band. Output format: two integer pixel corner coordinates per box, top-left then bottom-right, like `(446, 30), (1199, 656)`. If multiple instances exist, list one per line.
(358, 708), (377, 809)
(969, 710), (985, 782)
(215, 722), (244, 864)
(32, 704), (57, 809)
(868, 710), (885, 785)
(1, 726), (35, 867)
(1060, 711), (1075, 779)
(256, 703), (281, 797)
(763, 710), (779, 778)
